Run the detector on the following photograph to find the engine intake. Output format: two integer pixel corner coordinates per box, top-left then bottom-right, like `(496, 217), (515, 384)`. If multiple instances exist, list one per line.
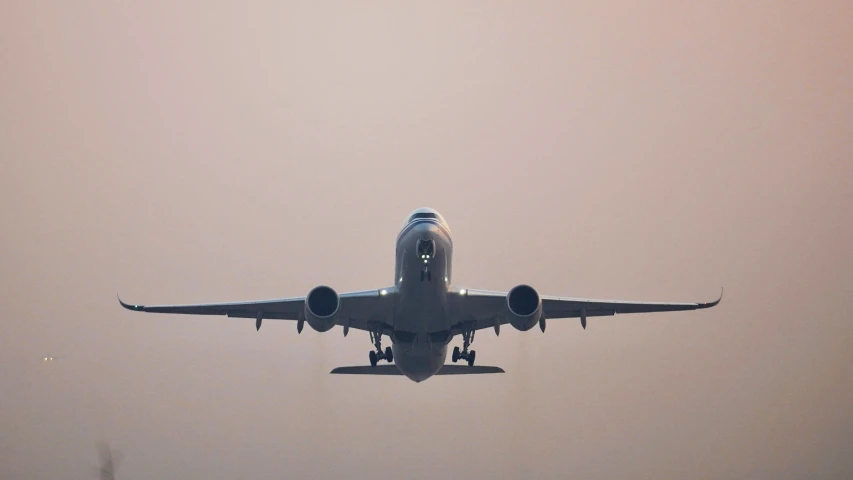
(304, 285), (339, 332)
(506, 284), (543, 331)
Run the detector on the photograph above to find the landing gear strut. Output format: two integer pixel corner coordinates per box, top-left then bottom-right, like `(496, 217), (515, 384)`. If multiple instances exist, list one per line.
(418, 239), (434, 282)
(368, 331), (393, 366)
(451, 329), (477, 366)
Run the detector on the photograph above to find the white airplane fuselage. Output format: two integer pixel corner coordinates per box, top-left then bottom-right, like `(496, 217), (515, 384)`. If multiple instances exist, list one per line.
(390, 215), (454, 382)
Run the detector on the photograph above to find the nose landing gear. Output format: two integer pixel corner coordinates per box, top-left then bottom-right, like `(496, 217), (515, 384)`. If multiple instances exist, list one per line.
(417, 238), (435, 282)
(451, 329), (477, 366)
(368, 331), (393, 366)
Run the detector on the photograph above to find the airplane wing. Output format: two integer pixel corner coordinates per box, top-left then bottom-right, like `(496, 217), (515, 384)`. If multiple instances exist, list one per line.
(450, 288), (722, 333)
(118, 288), (394, 333)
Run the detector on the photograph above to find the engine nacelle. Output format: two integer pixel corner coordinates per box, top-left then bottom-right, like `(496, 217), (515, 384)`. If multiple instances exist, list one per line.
(304, 285), (339, 332)
(505, 284), (543, 331)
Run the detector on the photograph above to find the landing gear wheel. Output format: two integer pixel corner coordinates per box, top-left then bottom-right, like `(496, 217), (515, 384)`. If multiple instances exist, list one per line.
(369, 330), (389, 366)
(452, 346), (460, 363)
(458, 329), (477, 366)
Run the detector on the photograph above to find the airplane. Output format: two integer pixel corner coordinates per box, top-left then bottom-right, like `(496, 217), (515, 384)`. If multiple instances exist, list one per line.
(119, 207), (721, 383)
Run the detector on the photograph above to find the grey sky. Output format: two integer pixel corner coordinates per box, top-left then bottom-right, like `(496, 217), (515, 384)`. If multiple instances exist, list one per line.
(2, 1), (851, 479)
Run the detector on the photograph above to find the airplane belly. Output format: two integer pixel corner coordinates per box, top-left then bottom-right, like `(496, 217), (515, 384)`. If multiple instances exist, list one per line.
(393, 310), (448, 333)
(392, 215), (454, 335)
(394, 274), (450, 333)
(393, 344), (447, 383)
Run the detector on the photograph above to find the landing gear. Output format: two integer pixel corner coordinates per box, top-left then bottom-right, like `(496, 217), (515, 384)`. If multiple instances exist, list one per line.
(452, 329), (477, 366)
(418, 240), (433, 282)
(368, 331), (393, 366)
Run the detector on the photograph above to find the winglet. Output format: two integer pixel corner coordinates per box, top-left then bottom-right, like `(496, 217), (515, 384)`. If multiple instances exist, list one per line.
(117, 295), (145, 311)
(698, 288), (723, 309)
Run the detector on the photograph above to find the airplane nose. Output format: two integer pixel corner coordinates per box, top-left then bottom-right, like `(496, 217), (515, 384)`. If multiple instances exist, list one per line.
(411, 221), (441, 236)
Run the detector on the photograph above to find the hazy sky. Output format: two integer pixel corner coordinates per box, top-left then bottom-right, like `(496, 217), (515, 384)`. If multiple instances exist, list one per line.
(2, 1), (851, 479)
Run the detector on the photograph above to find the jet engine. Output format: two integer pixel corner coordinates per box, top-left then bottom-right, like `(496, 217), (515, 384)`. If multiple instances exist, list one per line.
(304, 285), (339, 332)
(505, 284), (543, 331)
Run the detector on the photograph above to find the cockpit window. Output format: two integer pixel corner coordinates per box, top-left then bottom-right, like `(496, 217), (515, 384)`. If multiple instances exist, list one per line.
(401, 208), (449, 231)
(409, 212), (438, 222)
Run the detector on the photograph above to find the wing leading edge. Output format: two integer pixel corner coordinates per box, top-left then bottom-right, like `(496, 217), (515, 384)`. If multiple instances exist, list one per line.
(453, 288), (722, 332)
(118, 288), (395, 333)
(541, 287), (723, 319)
(118, 295), (304, 319)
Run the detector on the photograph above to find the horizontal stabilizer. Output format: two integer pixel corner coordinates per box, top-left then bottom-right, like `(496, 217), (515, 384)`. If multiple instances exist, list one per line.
(437, 365), (505, 375)
(330, 365), (505, 375)
(330, 365), (403, 375)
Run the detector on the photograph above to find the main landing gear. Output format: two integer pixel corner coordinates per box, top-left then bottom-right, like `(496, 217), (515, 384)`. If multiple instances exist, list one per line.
(368, 331), (393, 367)
(451, 329), (477, 366)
